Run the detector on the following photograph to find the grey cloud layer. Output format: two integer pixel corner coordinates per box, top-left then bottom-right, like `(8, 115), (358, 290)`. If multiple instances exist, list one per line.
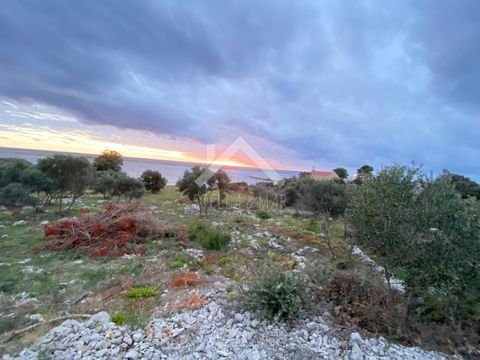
(0, 0), (479, 175)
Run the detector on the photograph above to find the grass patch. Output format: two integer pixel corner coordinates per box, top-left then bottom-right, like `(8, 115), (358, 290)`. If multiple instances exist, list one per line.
(117, 263), (144, 276)
(81, 268), (112, 287)
(167, 251), (203, 270)
(188, 223), (230, 250)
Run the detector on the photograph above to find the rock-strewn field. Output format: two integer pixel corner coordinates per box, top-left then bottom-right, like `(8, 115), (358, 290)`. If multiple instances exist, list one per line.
(3, 288), (448, 360)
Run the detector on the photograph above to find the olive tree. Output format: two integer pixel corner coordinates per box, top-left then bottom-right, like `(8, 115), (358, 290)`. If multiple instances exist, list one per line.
(333, 167), (348, 181)
(141, 170), (167, 194)
(176, 166), (216, 216)
(347, 165), (420, 285)
(282, 176), (348, 259)
(347, 165), (480, 326)
(0, 158), (32, 187)
(0, 183), (35, 209)
(93, 170), (145, 200)
(448, 173), (480, 199)
(0, 158), (52, 210)
(211, 169), (230, 206)
(93, 150), (123, 172)
(113, 175), (145, 200)
(37, 155), (92, 212)
(93, 170), (122, 199)
(353, 164), (374, 185)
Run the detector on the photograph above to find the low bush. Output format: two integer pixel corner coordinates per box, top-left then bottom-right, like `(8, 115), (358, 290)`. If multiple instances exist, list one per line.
(111, 312), (127, 325)
(217, 256), (232, 266)
(325, 271), (405, 334)
(126, 286), (158, 298)
(187, 223), (230, 250)
(255, 210), (271, 219)
(111, 311), (150, 328)
(241, 263), (307, 321)
(304, 218), (319, 233)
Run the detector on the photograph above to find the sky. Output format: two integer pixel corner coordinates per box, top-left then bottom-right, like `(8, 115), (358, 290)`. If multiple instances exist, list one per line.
(0, 0), (479, 178)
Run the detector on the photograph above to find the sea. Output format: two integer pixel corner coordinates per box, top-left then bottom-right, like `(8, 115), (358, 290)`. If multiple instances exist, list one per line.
(0, 147), (299, 185)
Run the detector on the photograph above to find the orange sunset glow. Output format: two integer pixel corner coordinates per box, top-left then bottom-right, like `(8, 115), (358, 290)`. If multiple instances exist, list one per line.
(0, 123), (287, 169)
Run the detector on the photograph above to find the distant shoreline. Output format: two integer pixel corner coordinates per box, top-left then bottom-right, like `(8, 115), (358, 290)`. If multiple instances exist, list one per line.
(0, 146), (298, 173)
(0, 146), (300, 185)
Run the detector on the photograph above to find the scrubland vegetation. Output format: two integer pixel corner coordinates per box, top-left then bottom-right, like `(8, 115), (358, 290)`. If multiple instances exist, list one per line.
(0, 153), (479, 357)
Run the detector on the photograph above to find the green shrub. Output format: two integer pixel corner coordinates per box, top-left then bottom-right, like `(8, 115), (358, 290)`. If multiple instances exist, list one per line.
(112, 312), (127, 325)
(126, 286), (157, 298)
(203, 266), (214, 275)
(241, 264), (306, 321)
(304, 219), (319, 233)
(188, 258), (203, 271)
(218, 256), (232, 266)
(188, 223), (230, 250)
(168, 259), (185, 269)
(111, 311), (150, 328)
(255, 210), (271, 219)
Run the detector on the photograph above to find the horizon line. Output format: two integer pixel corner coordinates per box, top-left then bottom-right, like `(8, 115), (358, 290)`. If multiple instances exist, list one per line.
(0, 145), (305, 173)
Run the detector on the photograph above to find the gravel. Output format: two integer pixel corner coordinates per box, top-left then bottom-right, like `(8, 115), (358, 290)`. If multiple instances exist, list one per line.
(3, 293), (448, 360)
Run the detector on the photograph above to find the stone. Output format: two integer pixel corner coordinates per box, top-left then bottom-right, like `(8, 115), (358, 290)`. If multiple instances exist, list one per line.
(350, 332), (363, 346)
(89, 312), (111, 324)
(349, 343), (364, 360)
(234, 313), (244, 323)
(2, 298), (449, 360)
(132, 332), (143, 342)
(28, 313), (45, 322)
(125, 349), (139, 359)
(123, 335), (133, 346)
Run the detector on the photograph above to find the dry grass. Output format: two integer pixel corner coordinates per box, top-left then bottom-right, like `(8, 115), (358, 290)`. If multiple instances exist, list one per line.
(171, 272), (201, 287)
(174, 292), (207, 310)
(37, 203), (188, 256)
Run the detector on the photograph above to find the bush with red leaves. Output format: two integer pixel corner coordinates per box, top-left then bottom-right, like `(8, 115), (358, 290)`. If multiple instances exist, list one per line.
(38, 203), (187, 257)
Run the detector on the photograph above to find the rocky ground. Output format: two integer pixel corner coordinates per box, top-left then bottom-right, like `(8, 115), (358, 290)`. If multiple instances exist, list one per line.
(3, 287), (449, 360)
(0, 193), (462, 359)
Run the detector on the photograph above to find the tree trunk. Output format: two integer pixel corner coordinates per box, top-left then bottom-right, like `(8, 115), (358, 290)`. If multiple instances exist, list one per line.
(320, 215), (336, 261)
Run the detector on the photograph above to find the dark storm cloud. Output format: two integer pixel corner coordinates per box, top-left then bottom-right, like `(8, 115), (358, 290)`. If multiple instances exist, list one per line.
(0, 0), (479, 176)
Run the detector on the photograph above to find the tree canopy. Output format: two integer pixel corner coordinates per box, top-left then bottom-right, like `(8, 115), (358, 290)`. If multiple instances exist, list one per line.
(333, 167), (348, 180)
(347, 165), (480, 324)
(37, 155), (92, 212)
(141, 170), (167, 194)
(93, 150), (123, 172)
